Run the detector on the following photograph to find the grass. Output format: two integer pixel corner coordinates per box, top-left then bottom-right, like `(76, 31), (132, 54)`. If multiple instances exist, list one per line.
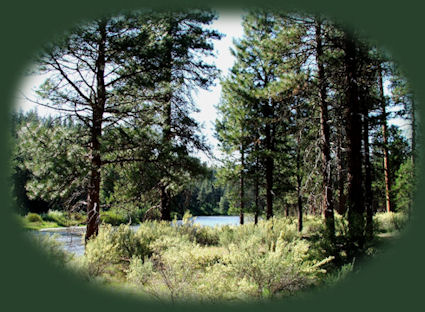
(18, 217), (61, 231)
(18, 210), (86, 231)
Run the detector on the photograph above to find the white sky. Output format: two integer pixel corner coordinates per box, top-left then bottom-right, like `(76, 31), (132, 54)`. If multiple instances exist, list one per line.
(191, 13), (244, 164)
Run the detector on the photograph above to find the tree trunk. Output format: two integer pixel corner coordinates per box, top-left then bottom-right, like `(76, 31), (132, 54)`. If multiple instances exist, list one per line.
(409, 98), (416, 219)
(86, 141), (101, 243)
(296, 136), (303, 232)
(265, 155), (274, 220)
(411, 98), (416, 168)
(378, 65), (391, 213)
(85, 20), (107, 243)
(240, 144), (245, 225)
(264, 98), (274, 220)
(362, 94), (373, 241)
(160, 184), (171, 221)
(159, 19), (174, 221)
(254, 155), (260, 225)
(316, 19), (335, 242)
(343, 33), (365, 251)
(295, 102), (303, 232)
(336, 127), (347, 215)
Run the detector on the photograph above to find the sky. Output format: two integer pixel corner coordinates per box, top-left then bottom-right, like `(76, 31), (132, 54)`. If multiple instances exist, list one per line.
(188, 12), (244, 164)
(14, 12), (245, 166)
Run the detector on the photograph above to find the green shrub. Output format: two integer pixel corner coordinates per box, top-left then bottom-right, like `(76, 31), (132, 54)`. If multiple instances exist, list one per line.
(26, 212), (43, 223)
(124, 218), (332, 302)
(42, 210), (68, 226)
(85, 224), (152, 277)
(81, 217), (344, 302)
(192, 226), (220, 246)
(127, 256), (155, 286)
(172, 213), (220, 246)
(374, 212), (408, 233)
(321, 261), (354, 287)
(217, 217), (300, 250)
(101, 210), (129, 226)
(39, 210), (86, 227)
(334, 213), (350, 237)
(302, 215), (326, 236)
(223, 232), (332, 298)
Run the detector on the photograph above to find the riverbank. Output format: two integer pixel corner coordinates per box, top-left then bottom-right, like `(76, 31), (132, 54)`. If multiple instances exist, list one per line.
(17, 211), (86, 231)
(18, 210), (244, 232)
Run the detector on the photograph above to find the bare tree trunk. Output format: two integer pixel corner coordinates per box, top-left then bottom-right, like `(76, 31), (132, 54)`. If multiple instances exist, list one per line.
(296, 136), (303, 232)
(336, 127), (347, 215)
(295, 102), (303, 232)
(240, 144), (245, 225)
(343, 33), (365, 252)
(378, 65), (392, 213)
(86, 140), (101, 243)
(264, 98), (274, 220)
(254, 155), (260, 225)
(85, 20), (107, 243)
(160, 184), (171, 221)
(362, 95), (373, 241)
(316, 19), (335, 241)
(254, 177), (259, 225)
(411, 98), (416, 168)
(409, 98), (416, 219)
(265, 155), (274, 220)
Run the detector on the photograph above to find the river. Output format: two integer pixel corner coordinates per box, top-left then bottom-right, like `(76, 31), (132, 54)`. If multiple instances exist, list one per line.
(31, 215), (242, 256)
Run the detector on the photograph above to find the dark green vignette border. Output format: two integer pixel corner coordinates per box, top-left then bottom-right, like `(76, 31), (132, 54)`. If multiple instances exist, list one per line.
(0, 1), (423, 311)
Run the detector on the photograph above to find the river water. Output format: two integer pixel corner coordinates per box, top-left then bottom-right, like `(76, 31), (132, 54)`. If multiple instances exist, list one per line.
(32, 215), (242, 256)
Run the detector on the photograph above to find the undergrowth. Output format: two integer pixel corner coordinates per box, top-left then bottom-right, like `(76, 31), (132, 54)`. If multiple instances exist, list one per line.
(32, 211), (406, 303)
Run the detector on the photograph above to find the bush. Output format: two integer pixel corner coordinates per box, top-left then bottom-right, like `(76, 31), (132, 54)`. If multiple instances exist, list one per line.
(85, 224), (152, 277)
(127, 256), (155, 286)
(321, 261), (354, 287)
(374, 212), (408, 233)
(223, 232), (332, 298)
(78, 217), (341, 302)
(101, 210), (129, 226)
(123, 218), (332, 302)
(192, 226), (220, 246)
(217, 217), (300, 249)
(26, 212), (43, 223)
(42, 210), (68, 226)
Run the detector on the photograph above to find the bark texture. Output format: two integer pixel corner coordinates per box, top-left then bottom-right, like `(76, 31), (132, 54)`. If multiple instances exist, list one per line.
(85, 20), (107, 243)
(316, 20), (335, 241)
(343, 33), (365, 251)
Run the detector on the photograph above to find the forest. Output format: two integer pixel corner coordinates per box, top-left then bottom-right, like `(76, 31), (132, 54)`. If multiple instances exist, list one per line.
(10, 8), (417, 302)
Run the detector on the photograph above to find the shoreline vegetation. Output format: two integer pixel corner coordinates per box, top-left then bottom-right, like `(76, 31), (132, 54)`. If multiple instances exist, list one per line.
(31, 211), (407, 303)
